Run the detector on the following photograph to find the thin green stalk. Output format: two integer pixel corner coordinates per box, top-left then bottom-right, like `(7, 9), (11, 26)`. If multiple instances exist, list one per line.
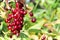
(50, 9), (57, 22)
(32, 1), (40, 12)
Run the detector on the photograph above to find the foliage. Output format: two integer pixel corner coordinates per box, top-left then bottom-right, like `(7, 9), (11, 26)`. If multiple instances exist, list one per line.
(0, 0), (60, 40)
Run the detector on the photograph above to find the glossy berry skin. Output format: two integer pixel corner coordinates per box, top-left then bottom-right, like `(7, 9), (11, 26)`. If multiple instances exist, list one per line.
(8, 26), (12, 30)
(16, 32), (20, 37)
(5, 19), (10, 23)
(5, 1), (36, 37)
(13, 25), (18, 30)
(31, 18), (36, 23)
(23, 11), (27, 15)
(12, 9), (17, 14)
(41, 36), (46, 40)
(29, 12), (33, 17)
(16, 2), (19, 7)
(19, 17), (23, 21)
(12, 30), (17, 34)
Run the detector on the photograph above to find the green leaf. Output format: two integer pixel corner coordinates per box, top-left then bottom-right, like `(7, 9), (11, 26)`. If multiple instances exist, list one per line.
(28, 2), (34, 8)
(0, 22), (4, 32)
(35, 0), (40, 4)
(28, 19), (45, 30)
(0, 16), (4, 22)
(20, 32), (28, 38)
(2, 21), (8, 32)
(0, 37), (4, 40)
(9, 1), (15, 8)
(28, 29), (42, 34)
(4, 35), (10, 40)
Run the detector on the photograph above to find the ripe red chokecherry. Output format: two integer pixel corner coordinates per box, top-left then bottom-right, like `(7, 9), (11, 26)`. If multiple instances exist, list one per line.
(7, 17), (12, 20)
(14, 12), (20, 19)
(11, 22), (15, 26)
(19, 10), (24, 14)
(16, 2), (19, 7)
(19, 17), (23, 21)
(5, 19), (10, 23)
(12, 9), (17, 14)
(16, 21), (20, 25)
(14, 19), (17, 22)
(5, 1), (36, 37)
(8, 26), (12, 30)
(31, 18), (36, 23)
(13, 25), (18, 30)
(29, 12), (33, 17)
(12, 30), (17, 34)
(41, 36), (46, 40)
(23, 10), (27, 15)
(8, 14), (12, 17)
(16, 32), (20, 37)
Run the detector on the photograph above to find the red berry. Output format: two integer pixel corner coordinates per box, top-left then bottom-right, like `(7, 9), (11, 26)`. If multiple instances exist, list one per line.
(41, 36), (46, 40)
(12, 30), (17, 34)
(12, 9), (17, 14)
(11, 29), (14, 32)
(20, 14), (24, 17)
(16, 21), (20, 25)
(19, 17), (23, 21)
(12, 22), (15, 26)
(31, 18), (36, 23)
(14, 19), (17, 22)
(19, 10), (24, 14)
(23, 10), (27, 15)
(29, 12), (33, 17)
(16, 7), (19, 11)
(7, 17), (12, 20)
(10, 35), (12, 38)
(16, 2), (19, 7)
(14, 25), (18, 30)
(13, 12), (19, 19)
(20, 21), (23, 24)
(5, 19), (10, 23)
(16, 32), (20, 37)
(8, 26), (12, 30)
(8, 14), (12, 17)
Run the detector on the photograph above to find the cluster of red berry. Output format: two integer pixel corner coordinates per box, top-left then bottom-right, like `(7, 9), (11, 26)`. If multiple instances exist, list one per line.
(5, 2), (36, 37)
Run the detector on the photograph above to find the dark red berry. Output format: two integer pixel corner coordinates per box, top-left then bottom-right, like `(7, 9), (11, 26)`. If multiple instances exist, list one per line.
(10, 35), (12, 38)
(14, 25), (18, 30)
(19, 10), (24, 14)
(16, 32), (20, 37)
(31, 18), (36, 23)
(19, 17), (23, 21)
(41, 36), (46, 40)
(12, 9), (17, 14)
(8, 26), (12, 30)
(20, 21), (23, 24)
(8, 14), (12, 17)
(14, 19), (17, 22)
(23, 10), (27, 15)
(12, 30), (17, 34)
(29, 12), (33, 17)
(16, 2), (19, 7)
(7, 17), (12, 20)
(5, 19), (10, 23)
(16, 21), (20, 25)
(11, 22), (15, 26)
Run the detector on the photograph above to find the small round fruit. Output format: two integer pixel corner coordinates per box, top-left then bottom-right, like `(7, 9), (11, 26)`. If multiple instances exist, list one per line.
(12, 9), (17, 14)
(5, 19), (10, 23)
(29, 12), (33, 17)
(16, 32), (20, 37)
(16, 2), (19, 7)
(8, 26), (12, 30)
(31, 18), (36, 23)
(12, 30), (17, 34)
